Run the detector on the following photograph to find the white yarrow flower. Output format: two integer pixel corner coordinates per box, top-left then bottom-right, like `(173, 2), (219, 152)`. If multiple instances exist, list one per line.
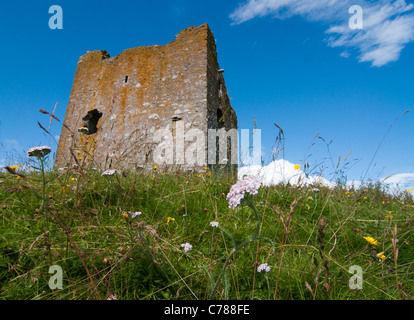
(181, 243), (192, 253)
(131, 211), (142, 219)
(101, 169), (117, 176)
(77, 127), (89, 134)
(257, 263), (271, 273)
(27, 146), (51, 158)
(210, 221), (219, 228)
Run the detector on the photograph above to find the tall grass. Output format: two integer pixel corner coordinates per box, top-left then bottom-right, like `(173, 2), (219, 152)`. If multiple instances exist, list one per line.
(0, 110), (412, 300)
(0, 162), (412, 300)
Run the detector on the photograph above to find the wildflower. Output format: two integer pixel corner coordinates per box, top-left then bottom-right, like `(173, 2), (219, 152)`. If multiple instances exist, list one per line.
(167, 217), (175, 224)
(10, 165), (19, 170)
(71, 177), (76, 181)
(257, 263), (271, 273)
(377, 252), (386, 262)
(123, 211), (142, 219)
(307, 196), (313, 201)
(153, 165), (158, 170)
(363, 236), (379, 246)
(131, 211), (142, 219)
(312, 188), (320, 193)
(101, 169), (117, 176)
(210, 221), (219, 228)
(77, 127), (89, 134)
(385, 214), (394, 219)
(407, 189), (412, 192)
(27, 146), (51, 158)
(294, 164), (300, 170)
(206, 171), (211, 177)
(181, 243), (192, 253)
(226, 175), (262, 209)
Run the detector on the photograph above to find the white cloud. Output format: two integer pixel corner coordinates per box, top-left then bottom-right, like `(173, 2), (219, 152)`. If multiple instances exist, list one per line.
(340, 50), (351, 58)
(230, 0), (414, 67)
(5, 139), (22, 150)
(380, 173), (414, 193)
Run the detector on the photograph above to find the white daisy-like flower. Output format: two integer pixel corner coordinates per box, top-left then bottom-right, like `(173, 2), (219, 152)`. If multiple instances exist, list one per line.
(210, 221), (219, 228)
(180, 243), (192, 253)
(226, 175), (262, 209)
(27, 146), (51, 158)
(257, 263), (271, 273)
(101, 169), (117, 176)
(313, 188), (320, 193)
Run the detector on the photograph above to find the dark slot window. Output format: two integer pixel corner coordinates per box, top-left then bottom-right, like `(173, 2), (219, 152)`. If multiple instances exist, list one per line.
(217, 108), (224, 129)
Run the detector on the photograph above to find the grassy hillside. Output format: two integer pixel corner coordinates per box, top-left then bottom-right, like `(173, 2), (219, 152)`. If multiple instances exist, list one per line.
(0, 160), (413, 300)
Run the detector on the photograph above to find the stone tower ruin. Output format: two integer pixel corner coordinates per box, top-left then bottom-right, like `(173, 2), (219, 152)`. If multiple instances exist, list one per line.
(54, 23), (237, 172)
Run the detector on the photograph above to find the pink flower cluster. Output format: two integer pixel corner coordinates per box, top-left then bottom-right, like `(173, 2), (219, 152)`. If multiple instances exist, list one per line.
(226, 175), (262, 209)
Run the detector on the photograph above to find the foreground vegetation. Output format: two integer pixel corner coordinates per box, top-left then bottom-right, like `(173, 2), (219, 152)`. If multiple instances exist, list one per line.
(0, 161), (413, 300)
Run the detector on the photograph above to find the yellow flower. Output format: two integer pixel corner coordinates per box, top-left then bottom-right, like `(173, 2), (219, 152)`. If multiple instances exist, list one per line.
(385, 215), (394, 219)
(167, 217), (175, 224)
(10, 165), (19, 170)
(71, 177), (76, 181)
(363, 236), (379, 246)
(377, 252), (386, 262)
(153, 165), (158, 170)
(294, 164), (300, 170)
(206, 171), (211, 176)
(122, 212), (129, 219)
(407, 189), (412, 193)
(76, 150), (80, 154)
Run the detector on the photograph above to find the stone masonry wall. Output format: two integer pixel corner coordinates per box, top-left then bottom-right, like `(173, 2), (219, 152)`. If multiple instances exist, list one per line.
(54, 23), (237, 171)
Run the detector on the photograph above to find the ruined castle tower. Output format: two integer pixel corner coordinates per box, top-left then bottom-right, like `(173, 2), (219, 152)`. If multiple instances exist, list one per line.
(54, 23), (237, 171)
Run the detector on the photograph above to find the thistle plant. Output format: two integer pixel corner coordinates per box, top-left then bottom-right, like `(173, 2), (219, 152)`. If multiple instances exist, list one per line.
(209, 175), (264, 299)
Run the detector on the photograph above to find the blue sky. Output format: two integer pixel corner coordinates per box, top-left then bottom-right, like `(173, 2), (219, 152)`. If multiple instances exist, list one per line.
(0, 0), (413, 190)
